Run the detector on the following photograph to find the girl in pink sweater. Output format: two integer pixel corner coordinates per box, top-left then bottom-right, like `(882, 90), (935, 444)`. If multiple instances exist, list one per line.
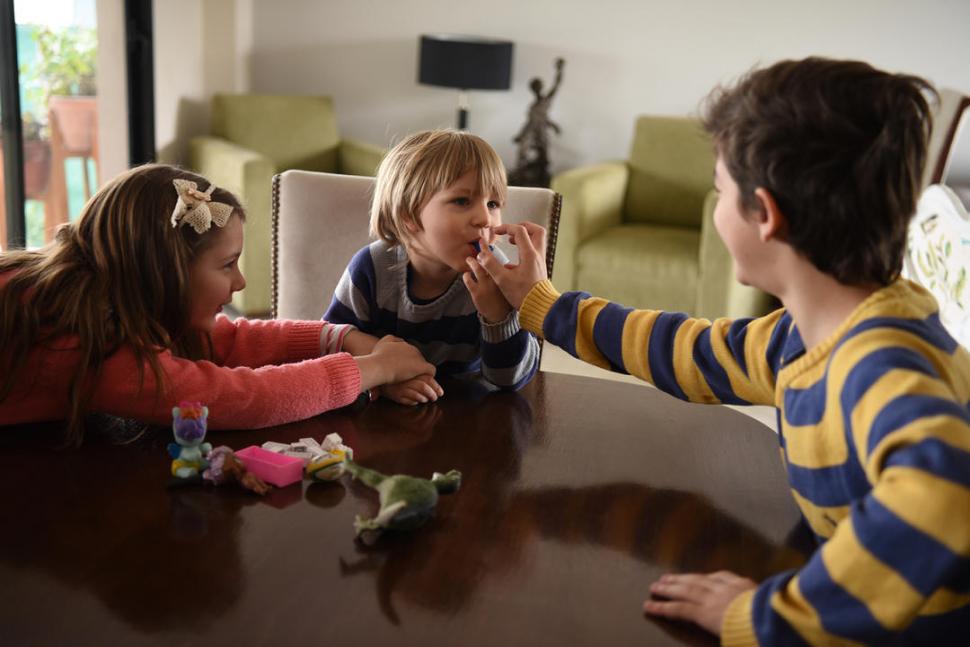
(0, 164), (434, 445)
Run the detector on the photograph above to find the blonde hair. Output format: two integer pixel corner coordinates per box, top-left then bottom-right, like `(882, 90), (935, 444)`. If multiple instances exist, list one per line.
(0, 163), (245, 446)
(370, 129), (507, 248)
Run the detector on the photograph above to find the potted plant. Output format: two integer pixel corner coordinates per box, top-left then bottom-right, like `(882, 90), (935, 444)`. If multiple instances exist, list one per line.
(22, 25), (97, 153)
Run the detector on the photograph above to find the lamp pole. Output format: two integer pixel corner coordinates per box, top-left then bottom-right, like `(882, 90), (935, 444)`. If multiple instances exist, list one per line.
(457, 90), (469, 130)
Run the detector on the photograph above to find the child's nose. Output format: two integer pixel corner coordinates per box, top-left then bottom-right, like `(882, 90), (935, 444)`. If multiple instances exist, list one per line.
(234, 268), (247, 292)
(472, 201), (497, 227)
(471, 203), (489, 225)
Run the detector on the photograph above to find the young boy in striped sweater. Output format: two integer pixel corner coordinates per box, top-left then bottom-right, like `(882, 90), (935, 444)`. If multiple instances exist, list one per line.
(326, 130), (540, 405)
(474, 57), (970, 645)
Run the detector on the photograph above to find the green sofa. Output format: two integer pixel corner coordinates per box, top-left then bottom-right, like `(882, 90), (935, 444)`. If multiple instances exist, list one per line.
(550, 115), (773, 319)
(189, 94), (384, 315)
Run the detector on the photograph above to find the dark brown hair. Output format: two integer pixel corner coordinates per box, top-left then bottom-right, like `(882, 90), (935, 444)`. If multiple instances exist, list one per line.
(0, 164), (244, 446)
(702, 57), (935, 286)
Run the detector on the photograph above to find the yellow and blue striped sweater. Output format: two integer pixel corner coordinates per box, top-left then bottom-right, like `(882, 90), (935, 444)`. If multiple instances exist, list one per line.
(520, 278), (970, 646)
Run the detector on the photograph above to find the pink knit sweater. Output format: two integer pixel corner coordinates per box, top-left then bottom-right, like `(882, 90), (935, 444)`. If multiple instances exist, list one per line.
(0, 315), (362, 429)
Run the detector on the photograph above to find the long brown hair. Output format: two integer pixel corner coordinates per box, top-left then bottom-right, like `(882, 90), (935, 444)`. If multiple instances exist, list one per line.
(0, 164), (245, 446)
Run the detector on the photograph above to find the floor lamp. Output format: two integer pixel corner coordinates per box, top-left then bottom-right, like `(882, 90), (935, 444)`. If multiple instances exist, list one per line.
(418, 34), (513, 130)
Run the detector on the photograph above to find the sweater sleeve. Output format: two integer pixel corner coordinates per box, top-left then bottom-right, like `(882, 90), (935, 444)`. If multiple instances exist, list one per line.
(90, 346), (362, 429)
(723, 347), (970, 645)
(211, 316), (325, 367)
(519, 280), (785, 406)
(478, 310), (540, 390)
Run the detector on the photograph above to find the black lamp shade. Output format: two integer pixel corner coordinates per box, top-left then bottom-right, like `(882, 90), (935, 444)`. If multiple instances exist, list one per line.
(418, 34), (513, 90)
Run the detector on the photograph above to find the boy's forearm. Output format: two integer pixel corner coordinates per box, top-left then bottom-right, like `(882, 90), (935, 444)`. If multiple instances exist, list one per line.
(481, 330), (540, 390)
(518, 279), (560, 336)
(526, 279), (778, 405)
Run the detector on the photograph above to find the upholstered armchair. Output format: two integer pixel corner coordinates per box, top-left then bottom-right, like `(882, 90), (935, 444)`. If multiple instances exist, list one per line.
(189, 94), (384, 315)
(550, 115), (772, 319)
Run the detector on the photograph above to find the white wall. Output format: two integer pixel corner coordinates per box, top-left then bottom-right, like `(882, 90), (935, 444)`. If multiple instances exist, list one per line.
(235, 0), (970, 174)
(153, 0), (970, 172)
(94, 0), (127, 181)
(153, 0), (251, 163)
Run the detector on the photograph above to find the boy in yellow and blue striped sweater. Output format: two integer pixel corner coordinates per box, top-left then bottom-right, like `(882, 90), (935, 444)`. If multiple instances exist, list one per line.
(468, 58), (970, 646)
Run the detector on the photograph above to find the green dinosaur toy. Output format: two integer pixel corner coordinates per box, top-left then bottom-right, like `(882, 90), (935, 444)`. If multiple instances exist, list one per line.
(343, 458), (461, 545)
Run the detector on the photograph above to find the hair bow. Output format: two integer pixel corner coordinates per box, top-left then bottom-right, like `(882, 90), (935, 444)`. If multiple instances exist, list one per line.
(170, 179), (234, 234)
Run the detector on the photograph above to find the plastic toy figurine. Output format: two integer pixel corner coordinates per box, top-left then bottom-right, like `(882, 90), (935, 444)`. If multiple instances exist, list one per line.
(343, 458), (462, 545)
(169, 401), (212, 479)
(204, 446), (271, 495)
(306, 434), (355, 482)
(167, 401), (270, 494)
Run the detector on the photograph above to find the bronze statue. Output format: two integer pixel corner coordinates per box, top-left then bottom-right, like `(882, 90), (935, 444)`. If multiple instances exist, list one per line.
(508, 58), (565, 188)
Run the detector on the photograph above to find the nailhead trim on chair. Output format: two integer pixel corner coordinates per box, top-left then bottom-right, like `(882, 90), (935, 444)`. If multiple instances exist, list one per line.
(270, 173), (282, 320)
(545, 193), (562, 279)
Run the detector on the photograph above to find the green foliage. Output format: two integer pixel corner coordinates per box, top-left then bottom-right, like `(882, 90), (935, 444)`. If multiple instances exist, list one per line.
(19, 25), (97, 140)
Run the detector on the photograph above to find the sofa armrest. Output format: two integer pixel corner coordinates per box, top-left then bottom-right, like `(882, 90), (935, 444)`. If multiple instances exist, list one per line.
(696, 189), (775, 319)
(338, 138), (385, 177)
(549, 161), (629, 291)
(188, 136), (277, 200)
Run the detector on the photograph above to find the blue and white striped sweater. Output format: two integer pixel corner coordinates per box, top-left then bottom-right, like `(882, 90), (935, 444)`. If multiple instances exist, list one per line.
(325, 241), (539, 390)
(520, 277), (970, 646)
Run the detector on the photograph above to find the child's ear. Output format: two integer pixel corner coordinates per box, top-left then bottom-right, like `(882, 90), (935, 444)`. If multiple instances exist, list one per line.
(753, 188), (787, 242)
(402, 212), (421, 233)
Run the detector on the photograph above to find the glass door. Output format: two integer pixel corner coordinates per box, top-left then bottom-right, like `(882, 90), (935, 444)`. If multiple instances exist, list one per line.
(1, 0), (98, 250)
(17, 0), (99, 248)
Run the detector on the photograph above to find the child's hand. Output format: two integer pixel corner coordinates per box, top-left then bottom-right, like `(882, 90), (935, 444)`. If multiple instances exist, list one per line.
(377, 374), (444, 406)
(463, 244), (513, 323)
(643, 571), (757, 636)
(355, 335), (435, 390)
(472, 222), (547, 310)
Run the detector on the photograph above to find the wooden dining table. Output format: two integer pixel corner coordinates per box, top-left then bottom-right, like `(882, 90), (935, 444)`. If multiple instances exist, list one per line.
(0, 371), (810, 646)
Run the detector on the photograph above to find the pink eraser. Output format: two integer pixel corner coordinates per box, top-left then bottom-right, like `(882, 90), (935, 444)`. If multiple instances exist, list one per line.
(236, 445), (303, 487)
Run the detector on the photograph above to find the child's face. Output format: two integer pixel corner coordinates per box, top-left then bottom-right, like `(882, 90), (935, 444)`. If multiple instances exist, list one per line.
(188, 214), (246, 332)
(408, 169), (503, 275)
(712, 157), (764, 289)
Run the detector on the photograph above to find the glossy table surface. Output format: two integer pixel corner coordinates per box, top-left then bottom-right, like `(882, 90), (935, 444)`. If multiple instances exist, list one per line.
(0, 372), (809, 646)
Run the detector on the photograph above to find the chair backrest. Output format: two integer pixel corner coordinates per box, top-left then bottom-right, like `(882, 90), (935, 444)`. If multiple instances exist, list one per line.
(923, 89), (970, 189)
(271, 170), (562, 320)
(211, 94), (341, 172)
(625, 116), (714, 229)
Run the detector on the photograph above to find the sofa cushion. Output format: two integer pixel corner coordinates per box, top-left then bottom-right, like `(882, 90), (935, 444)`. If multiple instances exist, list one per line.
(576, 224), (699, 312)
